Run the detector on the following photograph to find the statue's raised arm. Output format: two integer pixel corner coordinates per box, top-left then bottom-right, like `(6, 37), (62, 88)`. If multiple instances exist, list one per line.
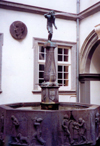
(44, 11), (57, 41)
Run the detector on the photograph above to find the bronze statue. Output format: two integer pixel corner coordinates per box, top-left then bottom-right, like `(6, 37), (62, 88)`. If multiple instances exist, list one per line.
(44, 11), (57, 41)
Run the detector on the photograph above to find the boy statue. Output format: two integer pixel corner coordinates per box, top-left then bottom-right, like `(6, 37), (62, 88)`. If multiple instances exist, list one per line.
(44, 11), (57, 41)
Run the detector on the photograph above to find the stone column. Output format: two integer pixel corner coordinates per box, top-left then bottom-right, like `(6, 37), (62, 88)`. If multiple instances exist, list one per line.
(44, 41), (56, 82)
(41, 41), (59, 109)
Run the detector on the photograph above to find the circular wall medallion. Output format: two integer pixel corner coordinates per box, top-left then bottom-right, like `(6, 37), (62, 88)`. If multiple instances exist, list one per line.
(10, 21), (27, 40)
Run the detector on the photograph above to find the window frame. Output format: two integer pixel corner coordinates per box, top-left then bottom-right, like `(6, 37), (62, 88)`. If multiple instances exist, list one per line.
(56, 45), (71, 90)
(33, 38), (76, 94)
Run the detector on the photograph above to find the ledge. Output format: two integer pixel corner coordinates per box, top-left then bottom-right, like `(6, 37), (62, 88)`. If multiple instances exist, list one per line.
(79, 2), (100, 20)
(79, 73), (100, 82)
(32, 90), (76, 95)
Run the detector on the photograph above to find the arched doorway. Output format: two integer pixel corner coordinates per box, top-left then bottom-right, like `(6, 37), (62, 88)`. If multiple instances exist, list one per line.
(90, 44), (100, 104)
(79, 25), (100, 104)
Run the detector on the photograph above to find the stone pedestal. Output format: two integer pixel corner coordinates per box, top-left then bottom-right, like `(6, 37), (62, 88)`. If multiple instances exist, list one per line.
(41, 86), (59, 110)
(41, 41), (59, 109)
(41, 86), (59, 103)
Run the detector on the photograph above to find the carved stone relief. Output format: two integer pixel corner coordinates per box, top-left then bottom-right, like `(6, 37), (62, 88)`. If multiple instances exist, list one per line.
(0, 114), (4, 146)
(72, 117), (87, 145)
(95, 112), (100, 124)
(9, 115), (46, 146)
(10, 115), (28, 145)
(10, 21), (27, 40)
(31, 117), (46, 145)
(49, 90), (55, 101)
(62, 114), (73, 145)
(95, 112), (100, 141)
(42, 89), (47, 102)
(41, 87), (59, 103)
(95, 24), (100, 40)
(62, 113), (92, 146)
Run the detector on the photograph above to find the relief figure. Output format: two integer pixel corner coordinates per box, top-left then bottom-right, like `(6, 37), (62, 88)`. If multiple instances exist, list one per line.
(32, 117), (46, 145)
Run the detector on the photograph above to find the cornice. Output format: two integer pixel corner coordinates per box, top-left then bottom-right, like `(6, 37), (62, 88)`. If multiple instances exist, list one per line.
(78, 1), (100, 20)
(79, 74), (100, 81)
(0, 1), (100, 21)
(0, 1), (77, 21)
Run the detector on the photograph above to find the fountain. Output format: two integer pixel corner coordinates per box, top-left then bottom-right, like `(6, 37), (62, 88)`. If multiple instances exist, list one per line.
(0, 11), (100, 146)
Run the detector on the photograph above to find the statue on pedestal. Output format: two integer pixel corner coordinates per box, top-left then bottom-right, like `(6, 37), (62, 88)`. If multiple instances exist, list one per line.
(41, 11), (59, 107)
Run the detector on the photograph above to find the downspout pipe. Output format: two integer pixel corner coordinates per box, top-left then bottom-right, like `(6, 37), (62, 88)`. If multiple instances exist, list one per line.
(76, 0), (80, 102)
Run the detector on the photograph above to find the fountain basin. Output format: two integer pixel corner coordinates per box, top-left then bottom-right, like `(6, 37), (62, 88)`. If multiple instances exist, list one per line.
(0, 102), (100, 146)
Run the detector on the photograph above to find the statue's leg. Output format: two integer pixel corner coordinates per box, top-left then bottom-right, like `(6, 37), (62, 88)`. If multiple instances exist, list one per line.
(48, 33), (52, 41)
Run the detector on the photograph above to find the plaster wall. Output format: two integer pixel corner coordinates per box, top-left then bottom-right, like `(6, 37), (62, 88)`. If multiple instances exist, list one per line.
(0, 9), (76, 104)
(59, 95), (76, 103)
(90, 81), (100, 104)
(90, 44), (100, 105)
(80, 0), (99, 12)
(3, 0), (77, 13)
(80, 11), (100, 50)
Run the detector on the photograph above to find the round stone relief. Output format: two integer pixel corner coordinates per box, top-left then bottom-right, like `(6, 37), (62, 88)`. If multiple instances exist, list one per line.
(10, 21), (27, 40)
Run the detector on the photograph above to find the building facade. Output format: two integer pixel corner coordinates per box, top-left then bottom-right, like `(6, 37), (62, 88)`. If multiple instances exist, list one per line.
(0, 0), (100, 105)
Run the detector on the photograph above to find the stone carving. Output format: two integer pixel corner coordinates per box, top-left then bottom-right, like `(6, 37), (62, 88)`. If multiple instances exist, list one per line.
(10, 133), (28, 145)
(95, 112), (100, 124)
(73, 117), (87, 145)
(42, 89), (46, 102)
(10, 21), (27, 40)
(62, 114), (73, 145)
(0, 114), (4, 133)
(0, 114), (4, 146)
(41, 87), (59, 103)
(10, 115), (28, 145)
(94, 24), (100, 40)
(32, 117), (46, 145)
(0, 134), (4, 146)
(15, 133), (28, 145)
(62, 114), (92, 145)
(49, 90), (55, 101)
(11, 115), (19, 128)
(95, 112), (100, 141)
(44, 11), (57, 41)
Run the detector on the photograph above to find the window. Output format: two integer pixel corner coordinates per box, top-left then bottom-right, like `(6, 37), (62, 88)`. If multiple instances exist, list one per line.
(57, 46), (71, 89)
(38, 45), (46, 84)
(38, 45), (71, 90)
(33, 38), (76, 93)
